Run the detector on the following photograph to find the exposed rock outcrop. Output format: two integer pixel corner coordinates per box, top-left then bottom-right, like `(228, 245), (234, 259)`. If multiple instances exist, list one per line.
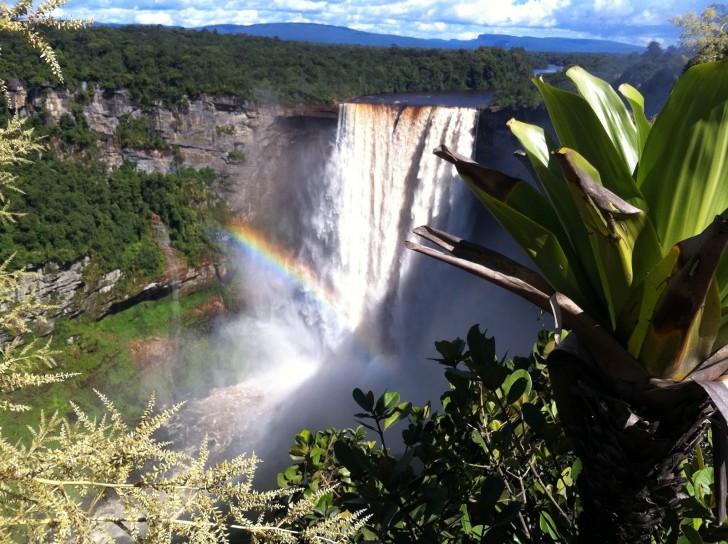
(4, 82), (336, 324)
(10, 84), (338, 219)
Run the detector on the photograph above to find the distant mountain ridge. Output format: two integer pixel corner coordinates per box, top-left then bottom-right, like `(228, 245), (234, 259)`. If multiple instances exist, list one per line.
(199, 22), (643, 54)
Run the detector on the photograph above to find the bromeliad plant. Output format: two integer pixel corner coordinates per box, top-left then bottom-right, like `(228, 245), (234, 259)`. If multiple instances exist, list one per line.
(407, 59), (728, 542)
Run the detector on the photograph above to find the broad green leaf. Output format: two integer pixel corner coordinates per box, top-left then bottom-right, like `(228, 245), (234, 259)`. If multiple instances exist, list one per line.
(375, 391), (400, 414)
(352, 388), (373, 412)
(434, 145), (592, 308)
(639, 58), (728, 252)
(639, 216), (728, 379)
(502, 369), (532, 404)
(620, 245), (680, 357)
(539, 511), (559, 541)
(509, 119), (603, 309)
(554, 148), (649, 326)
(619, 83), (651, 159)
(383, 402), (411, 430)
(568, 66), (640, 173)
(533, 76), (645, 206)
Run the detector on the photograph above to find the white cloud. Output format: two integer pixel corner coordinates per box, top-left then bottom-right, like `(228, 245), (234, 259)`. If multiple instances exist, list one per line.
(593, 0), (631, 15)
(134, 10), (175, 25)
(449, 0), (571, 27)
(54, 0), (720, 44)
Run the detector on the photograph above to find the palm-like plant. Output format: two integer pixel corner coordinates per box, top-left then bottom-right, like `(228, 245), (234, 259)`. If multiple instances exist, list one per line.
(407, 59), (728, 542)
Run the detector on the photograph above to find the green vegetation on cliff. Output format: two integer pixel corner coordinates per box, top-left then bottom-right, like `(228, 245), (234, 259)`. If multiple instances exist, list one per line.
(0, 158), (222, 275)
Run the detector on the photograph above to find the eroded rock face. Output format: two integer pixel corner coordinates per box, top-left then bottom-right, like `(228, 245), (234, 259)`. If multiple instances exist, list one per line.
(18, 258), (222, 325)
(10, 84), (338, 219)
(4, 82), (336, 323)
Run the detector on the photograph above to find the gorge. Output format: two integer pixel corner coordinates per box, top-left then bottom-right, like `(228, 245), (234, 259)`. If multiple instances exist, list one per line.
(8, 84), (545, 471)
(160, 99), (545, 470)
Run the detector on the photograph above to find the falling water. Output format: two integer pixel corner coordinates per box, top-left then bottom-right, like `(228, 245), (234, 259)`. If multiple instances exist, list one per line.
(324, 104), (479, 352)
(176, 102), (540, 472)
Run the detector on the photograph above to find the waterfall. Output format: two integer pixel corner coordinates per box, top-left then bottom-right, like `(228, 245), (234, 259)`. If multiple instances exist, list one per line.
(317, 103), (479, 353)
(178, 102), (542, 471)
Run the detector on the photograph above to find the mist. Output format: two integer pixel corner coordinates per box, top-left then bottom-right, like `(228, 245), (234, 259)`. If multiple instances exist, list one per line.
(171, 101), (544, 483)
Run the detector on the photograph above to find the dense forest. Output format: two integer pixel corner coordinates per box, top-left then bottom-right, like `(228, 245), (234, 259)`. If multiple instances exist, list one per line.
(0, 25), (534, 106)
(0, 25), (685, 108)
(0, 159), (220, 274)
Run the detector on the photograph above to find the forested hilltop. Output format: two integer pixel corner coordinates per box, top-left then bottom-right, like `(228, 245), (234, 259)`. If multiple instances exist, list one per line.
(0, 25), (533, 106)
(0, 25), (685, 108)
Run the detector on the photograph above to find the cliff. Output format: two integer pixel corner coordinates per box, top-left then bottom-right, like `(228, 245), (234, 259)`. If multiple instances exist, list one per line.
(6, 82), (544, 324)
(7, 82), (338, 322)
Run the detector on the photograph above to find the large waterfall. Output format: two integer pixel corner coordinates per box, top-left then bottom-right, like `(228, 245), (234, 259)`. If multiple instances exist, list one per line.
(320, 103), (479, 353)
(178, 102), (539, 471)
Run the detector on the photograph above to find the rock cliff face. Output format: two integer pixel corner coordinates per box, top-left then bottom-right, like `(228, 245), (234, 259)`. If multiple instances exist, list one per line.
(8, 82), (338, 321)
(11, 84), (338, 218)
(7, 83), (542, 323)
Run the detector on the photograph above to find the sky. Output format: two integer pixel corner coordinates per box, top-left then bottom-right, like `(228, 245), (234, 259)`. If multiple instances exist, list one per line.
(54, 0), (716, 46)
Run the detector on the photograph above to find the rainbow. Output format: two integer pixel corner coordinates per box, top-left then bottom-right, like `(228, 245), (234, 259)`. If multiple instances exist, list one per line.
(223, 221), (340, 313)
(222, 221), (397, 375)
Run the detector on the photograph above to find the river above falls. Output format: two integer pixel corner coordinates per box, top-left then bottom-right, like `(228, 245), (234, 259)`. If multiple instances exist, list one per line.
(352, 90), (496, 107)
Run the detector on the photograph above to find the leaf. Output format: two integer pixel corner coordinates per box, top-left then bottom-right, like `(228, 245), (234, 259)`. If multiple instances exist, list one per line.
(445, 367), (479, 387)
(434, 145), (592, 307)
(333, 442), (373, 476)
(432, 338), (466, 366)
(639, 215), (728, 379)
(352, 388), (373, 412)
(467, 324), (495, 368)
(692, 467), (714, 495)
(502, 369), (532, 404)
(480, 475), (505, 509)
(681, 524), (705, 544)
(383, 402), (411, 431)
(493, 501), (521, 526)
(375, 391), (400, 414)
(554, 147), (655, 325)
(532, 75), (644, 205)
(567, 66), (640, 174)
(618, 83), (651, 159)
(620, 245), (680, 357)
(508, 119), (603, 315)
(539, 511), (559, 541)
(638, 58), (728, 253)
(521, 402), (546, 434)
(480, 365), (509, 392)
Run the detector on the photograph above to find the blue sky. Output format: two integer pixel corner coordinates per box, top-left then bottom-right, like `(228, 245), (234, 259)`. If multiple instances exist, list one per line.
(54, 0), (716, 46)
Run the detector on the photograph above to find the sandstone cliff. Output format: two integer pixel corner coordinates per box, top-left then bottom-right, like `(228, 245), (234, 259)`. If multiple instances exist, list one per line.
(7, 82), (338, 321)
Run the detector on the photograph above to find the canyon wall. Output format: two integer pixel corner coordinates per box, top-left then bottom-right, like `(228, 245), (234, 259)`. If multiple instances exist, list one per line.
(6, 82), (540, 322)
(7, 82), (338, 321)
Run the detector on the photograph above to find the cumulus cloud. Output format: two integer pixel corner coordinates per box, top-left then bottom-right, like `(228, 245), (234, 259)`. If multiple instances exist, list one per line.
(134, 10), (175, 25)
(55, 0), (714, 44)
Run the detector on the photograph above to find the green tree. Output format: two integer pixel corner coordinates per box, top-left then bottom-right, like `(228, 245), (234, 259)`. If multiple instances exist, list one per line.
(408, 60), (728, 541)
(280, 330), (579, 543)
(672, 4), (728, 66)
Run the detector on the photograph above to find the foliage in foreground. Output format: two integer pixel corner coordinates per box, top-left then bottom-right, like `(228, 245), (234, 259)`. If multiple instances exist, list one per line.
(417, 60), (728, 383)
(404, 42), (728, 542)
(279, 329), (728, 543)
(280, 329), (577, 543)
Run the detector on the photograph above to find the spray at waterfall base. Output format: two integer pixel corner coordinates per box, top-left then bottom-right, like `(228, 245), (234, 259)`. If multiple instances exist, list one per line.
(171, 102), (543, 476)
